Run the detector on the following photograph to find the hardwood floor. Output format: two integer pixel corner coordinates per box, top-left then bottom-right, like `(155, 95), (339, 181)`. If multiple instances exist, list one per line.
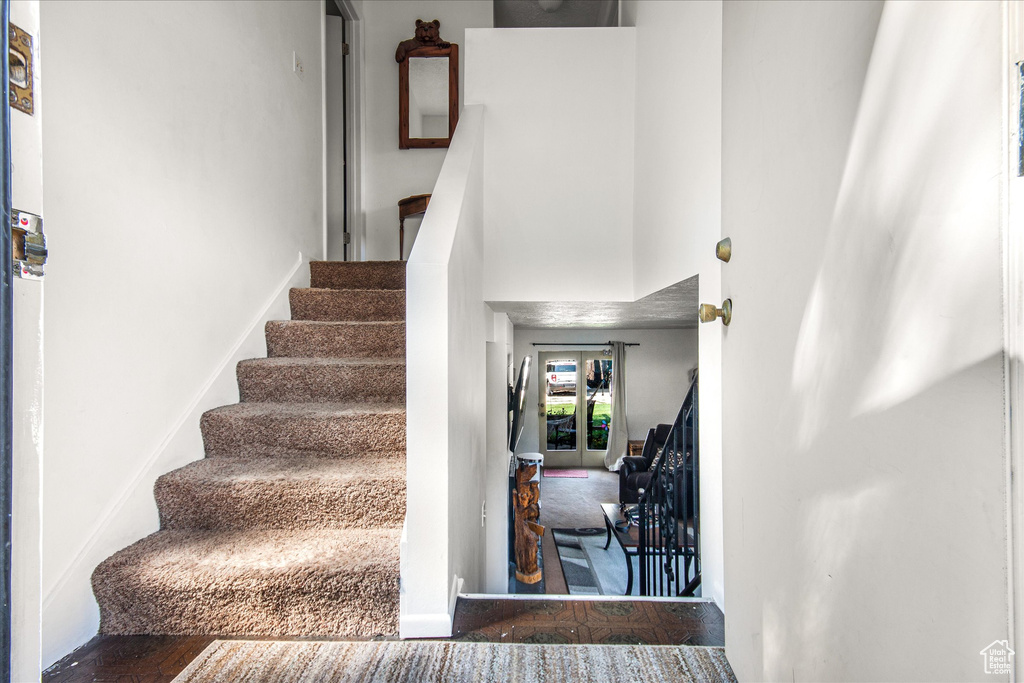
(42, 635), (216, 683)
(451, 597), (725, 646)
(42, 597), (725, 682)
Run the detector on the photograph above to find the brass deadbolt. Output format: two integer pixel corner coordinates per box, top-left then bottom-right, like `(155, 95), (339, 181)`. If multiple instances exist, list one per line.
(716, 237), (732, 263)
(699, 299), (732, 326)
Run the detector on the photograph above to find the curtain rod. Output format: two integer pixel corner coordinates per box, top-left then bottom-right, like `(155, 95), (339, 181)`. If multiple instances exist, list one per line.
(530, 342), (640, 347)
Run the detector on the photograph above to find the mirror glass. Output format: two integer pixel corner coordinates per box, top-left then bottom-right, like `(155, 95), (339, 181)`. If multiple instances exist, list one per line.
(408, 57), (449, 139)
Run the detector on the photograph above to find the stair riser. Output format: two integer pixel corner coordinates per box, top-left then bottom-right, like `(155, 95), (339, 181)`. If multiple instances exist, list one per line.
(156, 476), (406, 530)
(201, 411), (406, 458)
(94, 571), (399, 636)
(265, 322), (404, 359)
(289, 289), (405, 322)
(238, 363), (406, 403)
(310, 261), (406, 290)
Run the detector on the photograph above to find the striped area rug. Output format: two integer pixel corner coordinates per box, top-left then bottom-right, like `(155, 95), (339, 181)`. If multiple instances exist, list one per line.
(172, 640), (736, 682)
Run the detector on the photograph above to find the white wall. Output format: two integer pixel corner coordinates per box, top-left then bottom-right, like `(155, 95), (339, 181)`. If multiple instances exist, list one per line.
(11, 2), (44, 679)
(39, 0), (323, 667)
(512, 328), (697, 458)
(402, 105), (487, 637)
(722, 2), (1007, 680)
(620, 0), (725, 612)
(622, 0), (722, 301)
(360, 0), (492, 261)
(484, 313), (514, 593)
(466, 27), (636, 303)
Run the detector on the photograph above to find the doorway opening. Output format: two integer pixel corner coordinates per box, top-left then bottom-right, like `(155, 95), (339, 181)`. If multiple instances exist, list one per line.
(539, 350), (614, 468)
(505, 329), (701, 601)
(325, 0), (362, 261)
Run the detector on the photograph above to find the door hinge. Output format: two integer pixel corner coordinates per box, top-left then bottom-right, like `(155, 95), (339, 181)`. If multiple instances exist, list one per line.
(342, 42), (350, 56)
(343, 232), (351, 245)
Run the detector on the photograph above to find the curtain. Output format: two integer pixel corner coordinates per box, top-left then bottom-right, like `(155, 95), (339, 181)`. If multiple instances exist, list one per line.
(604, 341), (629, 470)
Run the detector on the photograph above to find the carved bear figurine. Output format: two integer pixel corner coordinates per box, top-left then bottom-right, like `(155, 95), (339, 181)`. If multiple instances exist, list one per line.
(395, 19), (451, 63)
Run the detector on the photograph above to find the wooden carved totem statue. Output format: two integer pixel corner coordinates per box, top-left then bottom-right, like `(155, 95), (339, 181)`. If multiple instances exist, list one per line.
(513, 463), (545, 584)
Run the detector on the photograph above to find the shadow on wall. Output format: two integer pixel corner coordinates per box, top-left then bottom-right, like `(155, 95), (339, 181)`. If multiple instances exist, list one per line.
(756, 3), (1005, 680)
(767, 353), (1006, 681)
(790, 1), (1003, 450)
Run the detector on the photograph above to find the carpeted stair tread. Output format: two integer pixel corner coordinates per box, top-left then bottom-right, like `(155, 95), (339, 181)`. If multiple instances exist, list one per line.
(238, 357), (405, 403)
(156, 456), (406, 531)
(289, 287), (405, 322)
(265, 320), (404, 359)
(92, 260), (409, 639)
(201, 402), (406, 458)
(309, 260), (406, 291)
(92, 528), (401, 636)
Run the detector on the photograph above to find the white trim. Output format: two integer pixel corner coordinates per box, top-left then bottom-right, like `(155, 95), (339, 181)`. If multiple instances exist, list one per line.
(320, 2), (328, 260)
(1007, 4), (1024, 682)
(399, 613), (453, 639)
(336, 0), (365, 261)
(41, 253), (305, 613)
(449, 574), (464, 616)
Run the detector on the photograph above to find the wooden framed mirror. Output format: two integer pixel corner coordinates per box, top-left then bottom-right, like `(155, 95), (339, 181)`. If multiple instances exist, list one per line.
(395, 20), (459, 149)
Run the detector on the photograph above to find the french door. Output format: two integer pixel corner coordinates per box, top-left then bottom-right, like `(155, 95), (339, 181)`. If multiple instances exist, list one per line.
(538, 350), (614, 467)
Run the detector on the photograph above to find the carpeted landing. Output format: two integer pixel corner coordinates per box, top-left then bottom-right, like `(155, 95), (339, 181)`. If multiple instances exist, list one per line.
(172, 640), (737, 683)
(91, 261), (407, 638)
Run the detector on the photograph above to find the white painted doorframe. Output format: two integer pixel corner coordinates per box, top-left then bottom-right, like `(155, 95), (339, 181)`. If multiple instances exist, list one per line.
(321, 0), (365, 262)
(1005, 3), (1024, 680)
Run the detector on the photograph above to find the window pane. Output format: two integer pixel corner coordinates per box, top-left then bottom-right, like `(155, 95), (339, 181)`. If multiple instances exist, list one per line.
(546, 359), (577, 450)
(586, 358), (612, 450)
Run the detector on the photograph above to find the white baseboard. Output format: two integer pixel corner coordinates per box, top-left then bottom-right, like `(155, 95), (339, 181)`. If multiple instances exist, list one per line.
(399, 613), (453, 639)
(398, 573), (462, 639)
(449, 574), (464, 616)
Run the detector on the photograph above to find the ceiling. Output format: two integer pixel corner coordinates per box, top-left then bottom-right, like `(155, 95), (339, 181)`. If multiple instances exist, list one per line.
(487, 276), (700, 329)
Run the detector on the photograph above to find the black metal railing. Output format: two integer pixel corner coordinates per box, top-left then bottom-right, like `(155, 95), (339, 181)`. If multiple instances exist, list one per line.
(638, 373), (700, 597)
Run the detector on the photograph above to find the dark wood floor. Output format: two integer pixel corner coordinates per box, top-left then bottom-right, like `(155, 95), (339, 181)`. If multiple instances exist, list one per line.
(43, 597), (725, 682)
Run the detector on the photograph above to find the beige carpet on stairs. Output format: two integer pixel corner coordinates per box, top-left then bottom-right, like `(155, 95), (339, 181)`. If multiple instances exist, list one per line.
(172, 640), (737, 683)
(91, 261), (408, 638)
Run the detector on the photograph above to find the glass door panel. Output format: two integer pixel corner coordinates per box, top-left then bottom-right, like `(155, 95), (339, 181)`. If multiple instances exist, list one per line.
(585, 356), (613, 451)
(539, 352), (581, 467)
(538, 350), (615, 468)
(545, 356), (578, 451)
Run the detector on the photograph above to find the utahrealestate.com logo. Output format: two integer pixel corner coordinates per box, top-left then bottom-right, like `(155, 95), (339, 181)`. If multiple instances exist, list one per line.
(980, 640), (1014, 675)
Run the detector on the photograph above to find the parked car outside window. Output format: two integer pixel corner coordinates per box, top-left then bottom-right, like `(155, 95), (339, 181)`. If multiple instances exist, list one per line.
(546, 360), (577, 395)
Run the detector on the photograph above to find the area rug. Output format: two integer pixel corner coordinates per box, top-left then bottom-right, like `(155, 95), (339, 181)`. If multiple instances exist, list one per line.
(172, 639), (736, 682)
(553, 527), (639, 596)
(543, 469), (589, 478)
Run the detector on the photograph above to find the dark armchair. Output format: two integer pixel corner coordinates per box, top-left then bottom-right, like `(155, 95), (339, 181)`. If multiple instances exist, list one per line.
(618, 423), (672, 505)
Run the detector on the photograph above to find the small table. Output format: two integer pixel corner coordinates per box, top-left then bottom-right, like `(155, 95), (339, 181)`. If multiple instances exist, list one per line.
(600, 503), (640, 595)
(398, 193), (430, 260)
(600, 502), (693, 596)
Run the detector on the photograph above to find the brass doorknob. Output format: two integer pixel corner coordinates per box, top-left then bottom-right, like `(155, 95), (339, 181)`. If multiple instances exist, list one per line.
(716, 237), (732, 263)
(699, 299), (732, 326)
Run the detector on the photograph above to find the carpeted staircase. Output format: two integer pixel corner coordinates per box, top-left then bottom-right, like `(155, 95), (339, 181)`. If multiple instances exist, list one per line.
(91, 261), (407, 637)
